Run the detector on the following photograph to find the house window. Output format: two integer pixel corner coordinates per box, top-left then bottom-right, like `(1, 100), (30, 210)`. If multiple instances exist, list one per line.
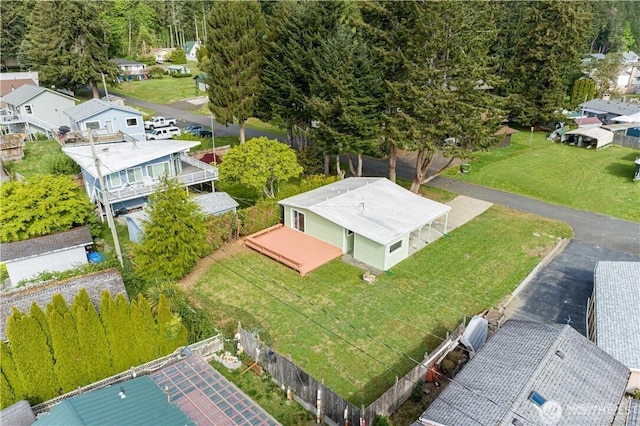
(389, 240), (402, 253)
(24, 105), (33, 114)
(108, 172), (122, 188)
(126, 117), (138, 127)
(293, 210), (305, 232)
(146, 162), (169, 179)
(126, 167), (143, 184)
(85, 121), (100, 130)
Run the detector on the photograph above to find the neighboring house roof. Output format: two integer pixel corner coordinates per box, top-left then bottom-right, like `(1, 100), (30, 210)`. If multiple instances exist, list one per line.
(622, 51), (639, 63)
(194, 192), (239, 215)
(167, 65), (189, 70)
(574, 116), (602, 126)
(184, 40), (199, 53)
(33, 376), (193, 426)
(1, 84), (74, 106)
(109, 58), (146, 66)
(0, 400), (36, 426)
(150, 48), (173, 54)
(628, 399), (640, 426)
(150, 356), (281, 425)
(64, 98), (142, 122)
(612, 111), (640, 123)
(591, 53), (606, 60)
(278, 178), (451, 245)
(0, 269), (127, 341)
(0, 78), (37, 98)
(579, 99), (640, 116)
(63, 140), (200, 178)
(0, 226), (92, 263)
(493, 126), (518, 136)
(416, 320), (630, 426)
(193, 73), (209, 82)
(593, 261), (640, 371)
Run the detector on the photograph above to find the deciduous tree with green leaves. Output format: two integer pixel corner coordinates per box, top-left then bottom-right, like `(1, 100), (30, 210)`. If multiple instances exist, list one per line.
(133, 177), (210, 282)
(204, 0), (266, 144)
(219, 137), (303, 197)
(0, 175), (97, 243)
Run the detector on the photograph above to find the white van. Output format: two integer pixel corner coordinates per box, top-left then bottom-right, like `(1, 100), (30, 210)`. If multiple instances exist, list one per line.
(145, 126), (181, 140)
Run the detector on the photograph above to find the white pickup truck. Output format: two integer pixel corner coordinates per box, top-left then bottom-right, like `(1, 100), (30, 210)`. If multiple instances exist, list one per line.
(144, 116), (177, 130)
(145, 126), (181, 140)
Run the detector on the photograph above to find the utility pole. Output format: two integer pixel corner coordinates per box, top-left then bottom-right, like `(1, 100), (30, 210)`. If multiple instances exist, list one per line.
(89, 131), (124, 267)
(101, 73), (109, 100)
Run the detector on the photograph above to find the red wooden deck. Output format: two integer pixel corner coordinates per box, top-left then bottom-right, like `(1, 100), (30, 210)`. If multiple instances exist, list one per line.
(244, 224), (343, 276)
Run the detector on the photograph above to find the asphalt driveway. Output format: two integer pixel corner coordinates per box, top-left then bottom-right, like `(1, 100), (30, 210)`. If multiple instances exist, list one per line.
(504, 240), (639, 336)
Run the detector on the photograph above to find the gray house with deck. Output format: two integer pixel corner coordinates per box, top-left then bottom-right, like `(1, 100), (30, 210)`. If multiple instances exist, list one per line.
(62, 140), (218, 214)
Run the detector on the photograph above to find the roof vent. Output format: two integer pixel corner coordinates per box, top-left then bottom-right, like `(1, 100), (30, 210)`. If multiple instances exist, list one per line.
(118, 387), (126, 399)
(102, 147), (109, 152)
(555, 350), (565, 359)
(512, 419), (524, 426)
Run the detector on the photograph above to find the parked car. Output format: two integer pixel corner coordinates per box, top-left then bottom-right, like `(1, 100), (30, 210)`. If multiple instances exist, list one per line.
(144, 116), (177, 130)
(145, 126), (181, 140)
(184, 124), (203, 134)
(193, 128), (213, 138)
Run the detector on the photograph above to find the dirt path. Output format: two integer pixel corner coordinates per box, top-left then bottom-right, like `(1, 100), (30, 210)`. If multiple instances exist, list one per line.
(179, 240), (250, 292)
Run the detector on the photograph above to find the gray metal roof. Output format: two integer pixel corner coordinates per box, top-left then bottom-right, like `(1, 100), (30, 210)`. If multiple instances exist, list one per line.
(64, 98), (143, 122)
(416, 320), (629, 426)
(193, 192), (238, 215)
(109, 58), (146, 66)
(1, 84), (73, 106)
(0, 400), (36, 426)
(622, 51), (639, 63)
(628, 399), (640, 426)
(278, 178), (451, 245)
(0, 269), (128, 341)
(579, 99), (640, 116)
(0, 226), (92, 262)
(593, 261), (640, 370)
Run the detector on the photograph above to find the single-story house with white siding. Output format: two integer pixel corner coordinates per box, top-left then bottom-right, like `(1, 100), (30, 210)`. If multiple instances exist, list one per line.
(0, 226), (93, 286)
(125, 192), (238, 243)
(278, 178), (451, 271)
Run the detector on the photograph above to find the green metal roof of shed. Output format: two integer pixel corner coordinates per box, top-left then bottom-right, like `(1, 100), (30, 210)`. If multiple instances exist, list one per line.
(33, 376), (193, 426)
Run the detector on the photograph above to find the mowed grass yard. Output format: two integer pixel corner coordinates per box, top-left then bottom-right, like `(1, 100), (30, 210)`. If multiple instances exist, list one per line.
(445, 131), (640, 222)
(190, 205), (572, 406)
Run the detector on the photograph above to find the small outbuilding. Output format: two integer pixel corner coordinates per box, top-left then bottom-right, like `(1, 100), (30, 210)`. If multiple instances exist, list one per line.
(167, 64), (191, 75)
(560, 127), (614, 149)
(277, 178), (451, 271)
(0, 226), (93, 286)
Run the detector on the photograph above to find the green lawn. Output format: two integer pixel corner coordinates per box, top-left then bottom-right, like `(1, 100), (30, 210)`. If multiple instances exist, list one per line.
(111, 66), (203, 104)
(3, 139), (63, 177)
(445, 132), (640, 222)
(190, 205), (571, 406)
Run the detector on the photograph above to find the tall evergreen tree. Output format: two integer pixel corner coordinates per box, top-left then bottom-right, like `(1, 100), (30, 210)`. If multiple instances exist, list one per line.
(29, 302), (52, 350)
(6, 308), (58, 404)
(130, 295), (159, 363)
(23, 0), (119, 97)
(100, 291), (125, 374)
(0, 372), (16, 410)
(307, 26), (383, 177)
(204, 0), (266, 143)
(133, 177), (209, 281)
(496, 1), (592, 125)
(47, 309), (87, 393)
(0, 341), (22, 408)
(0, 0), (34, 64)
(156, 295), (188, 356)
(72, 293), (113, 382)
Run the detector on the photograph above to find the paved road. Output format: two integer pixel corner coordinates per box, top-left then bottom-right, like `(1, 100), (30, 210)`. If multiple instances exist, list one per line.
(504, 240), (639, 336)
(428, 177), (640, 256)
(116, 94), (640, 256)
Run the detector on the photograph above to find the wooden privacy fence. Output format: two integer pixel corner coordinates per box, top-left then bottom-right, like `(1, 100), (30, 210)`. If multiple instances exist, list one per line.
(237, 322), (465, 425)
(613, 133), (640, 149)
